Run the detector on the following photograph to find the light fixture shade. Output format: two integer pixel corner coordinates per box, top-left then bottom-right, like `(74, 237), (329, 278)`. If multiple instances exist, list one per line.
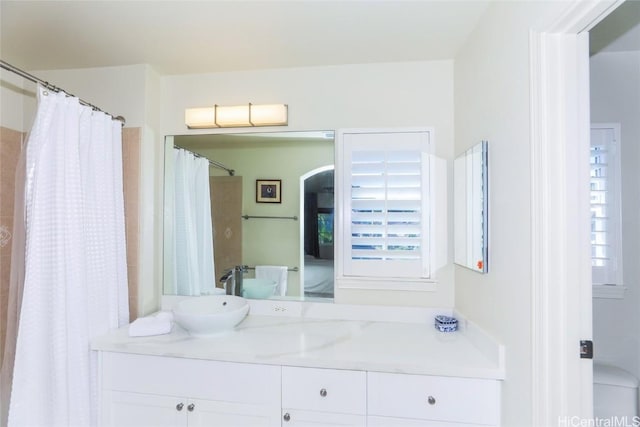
(185, 107), (216, 129)
(250, 104), (288, 126)
(184, 103), (288, 129)
(215, 105), (252, 127)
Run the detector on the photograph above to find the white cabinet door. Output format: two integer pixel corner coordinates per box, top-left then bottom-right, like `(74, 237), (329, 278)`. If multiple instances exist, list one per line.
(189, 399), (280, 427)
(103, 391), (186, 427)
(100, 352), (282, 427)
(282, 409), (366, 427)
(103, 392), (281, 427)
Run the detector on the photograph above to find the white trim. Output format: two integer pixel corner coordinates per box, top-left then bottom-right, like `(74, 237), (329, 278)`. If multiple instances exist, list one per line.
(335, 127), (437, 289)
(545, 0), (624, 33)
(529, 0), (628, 422)
(299, 164), (335, 297)
(529, 25), (593, 427)
(529, 33), (549, 424)
(337, 276), (437, 292)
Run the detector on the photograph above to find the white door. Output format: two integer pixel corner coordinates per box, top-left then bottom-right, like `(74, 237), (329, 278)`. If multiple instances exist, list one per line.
(530, 1), (621, 421)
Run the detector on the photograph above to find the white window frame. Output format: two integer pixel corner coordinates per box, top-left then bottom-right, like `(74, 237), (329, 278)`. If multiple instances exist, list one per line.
(590, 123), (624, 298)
(335, 128), (446, 291)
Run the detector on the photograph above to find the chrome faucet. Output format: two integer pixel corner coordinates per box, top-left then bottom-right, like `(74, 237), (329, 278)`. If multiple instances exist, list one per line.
(219, 265), (247, 297)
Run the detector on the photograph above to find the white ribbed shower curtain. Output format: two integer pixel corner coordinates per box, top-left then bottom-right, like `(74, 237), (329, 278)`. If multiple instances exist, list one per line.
(172, 149), (215, 295)
(7, 85), (129, 426)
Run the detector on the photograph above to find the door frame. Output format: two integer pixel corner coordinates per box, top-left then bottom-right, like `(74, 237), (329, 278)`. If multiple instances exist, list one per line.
(530, 0), (625, 424)
(299, 164), (335, 296)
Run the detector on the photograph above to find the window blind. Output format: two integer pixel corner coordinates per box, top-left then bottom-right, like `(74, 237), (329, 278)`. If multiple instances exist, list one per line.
(590, 125), (622, 286)
(351, 150), (423, 259)
(343, 131), (430, 279)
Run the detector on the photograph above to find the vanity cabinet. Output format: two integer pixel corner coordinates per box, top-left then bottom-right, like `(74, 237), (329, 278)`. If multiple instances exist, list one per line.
(367, 372), (501, 426)
(99, 352), (281, 427)
(281, 367), (366, 427)
(98, 353), (501, 427)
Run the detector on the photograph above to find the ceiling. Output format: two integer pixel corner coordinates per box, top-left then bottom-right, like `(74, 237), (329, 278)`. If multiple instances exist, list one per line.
(0, 1), (492, 75)
(2, 1), (638, 77)
(590, 0), (640, 55)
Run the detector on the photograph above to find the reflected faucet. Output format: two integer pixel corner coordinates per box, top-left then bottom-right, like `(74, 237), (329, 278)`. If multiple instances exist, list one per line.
(219, 265), (247, 297)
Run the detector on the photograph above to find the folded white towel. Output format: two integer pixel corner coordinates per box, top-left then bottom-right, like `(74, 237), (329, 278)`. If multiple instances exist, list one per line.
(255, 265), (288, 297)
(128, 311), (174, 337)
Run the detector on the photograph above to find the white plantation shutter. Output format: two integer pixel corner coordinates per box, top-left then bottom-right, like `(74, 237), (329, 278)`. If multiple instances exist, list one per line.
(590, 124), (623, 286)
(343, 131), (430, 278)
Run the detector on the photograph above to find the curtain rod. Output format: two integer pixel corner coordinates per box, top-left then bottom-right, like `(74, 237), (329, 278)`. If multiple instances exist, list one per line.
(246, 265), (299, 272)
(173, 145), (235, 176)
(0, 59), (126, 126)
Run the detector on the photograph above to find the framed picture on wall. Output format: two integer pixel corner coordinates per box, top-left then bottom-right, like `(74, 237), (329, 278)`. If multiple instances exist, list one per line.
(256, 179), (282, 203)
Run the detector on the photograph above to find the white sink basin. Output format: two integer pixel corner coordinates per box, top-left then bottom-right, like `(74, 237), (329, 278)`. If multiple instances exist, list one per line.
(173, 295), (249, 337)
(242, 278), (277, 299)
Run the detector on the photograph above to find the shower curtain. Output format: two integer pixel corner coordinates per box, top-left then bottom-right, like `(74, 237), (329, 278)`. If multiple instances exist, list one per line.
(171, 149), (216, 295)
(6, 85), (129, 426)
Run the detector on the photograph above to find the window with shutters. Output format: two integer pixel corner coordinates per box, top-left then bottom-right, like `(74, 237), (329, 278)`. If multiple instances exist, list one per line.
(337, 129), (444, 290)
(590, 123), (623, 295)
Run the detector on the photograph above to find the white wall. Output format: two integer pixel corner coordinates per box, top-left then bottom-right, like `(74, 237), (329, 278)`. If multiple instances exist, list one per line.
(4, 60), (455, 309)
(590, 50), (640, 379)
(453, 2), (570, 426)
(34, 65), (148, 128)
(142, 65), (164, 316)
(161, 60), (455, 307)
(0, 69), (32, 132)
(194, 140), (334, 296)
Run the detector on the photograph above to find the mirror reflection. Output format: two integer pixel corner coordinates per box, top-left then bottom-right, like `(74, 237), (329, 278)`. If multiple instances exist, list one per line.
(454, 141), (488, 273)
(163, 131), (335, 300)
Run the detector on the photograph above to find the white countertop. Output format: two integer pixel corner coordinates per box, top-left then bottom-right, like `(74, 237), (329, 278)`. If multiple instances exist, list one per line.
(92, 301), (505, 380)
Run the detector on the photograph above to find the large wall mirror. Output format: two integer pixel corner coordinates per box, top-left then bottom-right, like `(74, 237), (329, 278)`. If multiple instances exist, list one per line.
(454, 141), (488, 273)
(163, 131), (335, 300)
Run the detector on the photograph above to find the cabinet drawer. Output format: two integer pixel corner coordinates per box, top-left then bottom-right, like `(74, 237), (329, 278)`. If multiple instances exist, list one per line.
(368, 372), (500, 425)
(101, 352), (281, 406)
(282, 409), (366, 426)
(282, 367), (366, 415)
(368, 415), (494, 427)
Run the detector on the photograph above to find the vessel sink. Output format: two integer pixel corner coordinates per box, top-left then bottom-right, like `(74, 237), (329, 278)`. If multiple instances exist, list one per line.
(173, 295), (249, 337)
(242, 278), (277, 299)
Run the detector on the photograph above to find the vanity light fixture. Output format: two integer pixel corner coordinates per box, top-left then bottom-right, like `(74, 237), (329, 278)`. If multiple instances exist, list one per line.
(185, 103), (288, 129)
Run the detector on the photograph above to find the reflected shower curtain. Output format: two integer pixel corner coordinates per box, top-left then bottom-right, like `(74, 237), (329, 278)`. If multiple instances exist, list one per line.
(172, 149), (215, 295)
(7, 85), (129, 426)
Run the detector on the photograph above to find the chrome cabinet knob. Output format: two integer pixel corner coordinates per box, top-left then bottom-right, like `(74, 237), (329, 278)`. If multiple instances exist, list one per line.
(427, 396), (436, 405)
(176, 403), (184, 411)
(187, 403), (195, 412)
(283, 412), (291, 422)
(320, 388), (328, 397)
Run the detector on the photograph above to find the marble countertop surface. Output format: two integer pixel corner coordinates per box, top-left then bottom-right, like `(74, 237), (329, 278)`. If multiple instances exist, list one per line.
(93, 301), (505, 380)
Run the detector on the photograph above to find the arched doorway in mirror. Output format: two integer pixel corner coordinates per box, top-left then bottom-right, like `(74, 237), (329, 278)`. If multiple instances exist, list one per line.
(300, 165), (334, 299)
